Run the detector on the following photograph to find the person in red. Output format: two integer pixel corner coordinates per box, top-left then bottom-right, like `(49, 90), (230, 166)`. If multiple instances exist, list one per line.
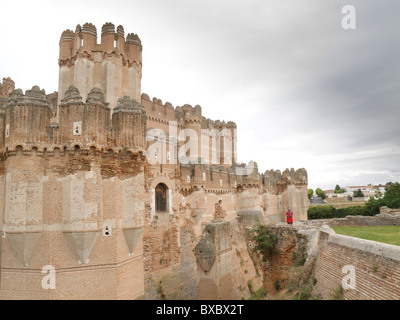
(286, 207), (293, 224)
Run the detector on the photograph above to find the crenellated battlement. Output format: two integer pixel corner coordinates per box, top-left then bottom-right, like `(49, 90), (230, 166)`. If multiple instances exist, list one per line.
(0, 77), (15, 98)
(82, 23), (97, 35)
(59, 22), (142, 63)
(8, 85), (49, 107)
(141, 92), (237, 134)
(282, 167), (308, 185)
(0, 85), (146, 154)
(58, 22), (143, 110)
(1, 143), (145, 160)
(263, 167), (308, 194)
(177, 160), (263, 195)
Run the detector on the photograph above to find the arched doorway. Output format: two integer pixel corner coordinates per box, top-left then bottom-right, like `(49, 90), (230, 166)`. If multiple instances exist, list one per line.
(155, 183), (168, 212)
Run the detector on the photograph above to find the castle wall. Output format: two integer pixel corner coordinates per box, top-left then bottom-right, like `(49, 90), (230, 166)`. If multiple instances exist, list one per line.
(74, 58), (94, 103)
(280, 184), (309, 222)
(141, 157), (270, 300)
(0, 22), (309, 300)
(0, 151), (146, 300)
(0, 82), (308, 300)
(314, 227), (400, 300)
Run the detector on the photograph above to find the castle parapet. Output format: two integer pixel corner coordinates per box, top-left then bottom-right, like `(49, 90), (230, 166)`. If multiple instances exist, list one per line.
(263, 168), (308, 194)
(58, 86), (110, 149)
(1, 86), (52, 151)
(112, 96), (146, 150)
(79, 23), (98, 52)
(282, 168), (308, 185)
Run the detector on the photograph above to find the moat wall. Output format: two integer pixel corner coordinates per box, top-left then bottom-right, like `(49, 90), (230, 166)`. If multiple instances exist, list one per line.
(270, 211), (400, 300)
(313, 227), (400, 300)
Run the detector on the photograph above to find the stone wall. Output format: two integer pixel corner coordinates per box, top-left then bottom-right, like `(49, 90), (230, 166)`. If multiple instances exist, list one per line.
(317, 211), (400, 227)
(252, 212), (400, 300)
(140, 190), (264, 300)
(0, 151), (147, 300)
(314, 227), (400, 300)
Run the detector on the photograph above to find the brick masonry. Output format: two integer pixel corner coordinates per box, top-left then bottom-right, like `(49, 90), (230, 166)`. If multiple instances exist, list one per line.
(313, 224), (400, 300)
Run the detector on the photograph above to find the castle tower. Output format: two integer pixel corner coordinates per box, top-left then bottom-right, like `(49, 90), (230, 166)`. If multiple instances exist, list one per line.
(58, 22), (142, 113)
(4, 86), (51, 150)
(112, 96), (146, 149)
(58, 86), (110, 149)
(0, 83), (146, 299)
(58, 85), (85, 146)
(84, 87), (111, 147)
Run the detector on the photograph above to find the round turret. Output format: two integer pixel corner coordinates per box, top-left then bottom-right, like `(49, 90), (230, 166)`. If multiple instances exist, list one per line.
(81, 23), (98, 51)
(59, 29), (75, 60)
(61, 86), (82, 105)
(101, 22), (116, 51)
(126, 33), (142, 63)
(117, 25), (125, 38)
(86, 87), (106, 105)
(126, 33), (141, 46)
(112, 96), (146, 149)
(82, 23), (97, 36)
(4, 86), (51, 149)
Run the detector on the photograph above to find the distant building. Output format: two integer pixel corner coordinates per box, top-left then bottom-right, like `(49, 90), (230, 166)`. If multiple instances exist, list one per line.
(346, 186), (376, 193)
(323, 189), (348, 198)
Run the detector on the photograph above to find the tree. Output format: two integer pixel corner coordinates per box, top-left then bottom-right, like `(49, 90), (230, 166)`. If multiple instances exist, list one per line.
(308, 205), (336, 219)
(365, 182), (400, 215)
(315, 188), (326, 200)
(308, 189), (314, 200)
(383, 182), (400, 208)
(374, 188), (383, 199)
(334, 184), (345, 194)
(353, 189), (364, 198)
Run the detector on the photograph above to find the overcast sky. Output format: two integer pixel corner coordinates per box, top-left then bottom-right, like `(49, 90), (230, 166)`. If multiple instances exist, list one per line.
(1, 0), (399, 190)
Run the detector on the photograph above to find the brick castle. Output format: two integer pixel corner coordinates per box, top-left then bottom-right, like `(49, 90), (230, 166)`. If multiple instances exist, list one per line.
(0, 22), (308, 299)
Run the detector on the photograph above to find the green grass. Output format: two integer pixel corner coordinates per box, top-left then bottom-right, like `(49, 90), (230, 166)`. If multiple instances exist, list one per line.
(249, 287), (266, 300)
(332, 225), (400, 246)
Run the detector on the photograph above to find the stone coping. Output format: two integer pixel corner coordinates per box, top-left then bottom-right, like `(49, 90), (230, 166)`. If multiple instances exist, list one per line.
(320, 226), (400, 262)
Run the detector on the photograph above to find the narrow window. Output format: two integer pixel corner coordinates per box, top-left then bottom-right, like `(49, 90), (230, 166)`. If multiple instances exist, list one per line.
(155, 183), (168, 212)
(77, 36), (83, 49)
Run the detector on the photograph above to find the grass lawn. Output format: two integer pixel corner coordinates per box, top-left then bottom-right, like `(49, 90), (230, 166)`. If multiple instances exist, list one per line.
(332, 225), (400, 246)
